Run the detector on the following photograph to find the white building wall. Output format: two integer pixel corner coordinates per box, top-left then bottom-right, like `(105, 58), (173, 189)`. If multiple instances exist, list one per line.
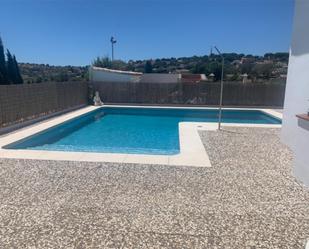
(281, 0), (309, 186)
(89, 66), (142, 83)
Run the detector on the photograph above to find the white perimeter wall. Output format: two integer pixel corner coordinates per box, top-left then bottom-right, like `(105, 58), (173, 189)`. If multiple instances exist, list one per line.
(89, 67), (141, 83)
(282, 0), (309, 186)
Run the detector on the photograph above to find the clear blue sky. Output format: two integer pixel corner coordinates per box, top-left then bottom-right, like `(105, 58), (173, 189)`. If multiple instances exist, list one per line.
(0, 0), (294, 66)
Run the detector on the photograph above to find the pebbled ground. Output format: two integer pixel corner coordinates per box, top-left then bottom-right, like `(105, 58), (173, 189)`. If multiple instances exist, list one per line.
(0, 127), (308, 248)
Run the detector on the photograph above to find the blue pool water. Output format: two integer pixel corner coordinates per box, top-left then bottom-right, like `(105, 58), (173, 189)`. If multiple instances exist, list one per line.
(5, 107), (281, 155)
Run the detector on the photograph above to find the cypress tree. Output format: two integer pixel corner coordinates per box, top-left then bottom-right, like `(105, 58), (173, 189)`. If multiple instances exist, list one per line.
(13, 55), (23, 84)
(6, 49), (15, 84)
(144, 60), (153, 73)
(0, 37), (7, 84)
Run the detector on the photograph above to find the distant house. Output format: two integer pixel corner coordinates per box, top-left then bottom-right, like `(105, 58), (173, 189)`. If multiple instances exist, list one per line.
(175, 69), (190, 74)
(240, 57), (255, 64)
(231, 60), (242, 67)
(180, 74), (207, 83)
(256, 60), (273, 65)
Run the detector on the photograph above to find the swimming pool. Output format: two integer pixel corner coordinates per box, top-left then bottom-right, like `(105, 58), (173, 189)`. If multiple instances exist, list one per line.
(5, 107), (281, 155)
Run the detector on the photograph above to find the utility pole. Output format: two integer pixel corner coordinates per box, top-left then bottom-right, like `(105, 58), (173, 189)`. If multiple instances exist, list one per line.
(110, 36), (117, 61)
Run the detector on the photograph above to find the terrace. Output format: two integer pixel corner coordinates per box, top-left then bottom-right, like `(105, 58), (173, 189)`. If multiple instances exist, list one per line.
(0, 47), (308, 249)
(0, 56), (308, 248)
(0, 81), (307, 246)
(0, 127), (308, 247)
(0, 1), (308, 248)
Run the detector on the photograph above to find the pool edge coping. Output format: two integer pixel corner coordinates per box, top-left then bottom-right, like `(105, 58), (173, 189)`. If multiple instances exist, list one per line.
(0, 105), (282, 167)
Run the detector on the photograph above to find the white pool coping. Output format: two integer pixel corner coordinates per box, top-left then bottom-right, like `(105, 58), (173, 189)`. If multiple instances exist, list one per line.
(0, 105), (282, 167)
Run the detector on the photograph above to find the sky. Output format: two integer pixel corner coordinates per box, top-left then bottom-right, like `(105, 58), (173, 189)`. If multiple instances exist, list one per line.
(0, 0), (295, 66)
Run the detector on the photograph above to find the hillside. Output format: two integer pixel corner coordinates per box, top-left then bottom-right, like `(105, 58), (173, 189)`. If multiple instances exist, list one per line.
(95, 52), (289, 82)
(19, 63), (89, 83)
(19, 52), (289, 83)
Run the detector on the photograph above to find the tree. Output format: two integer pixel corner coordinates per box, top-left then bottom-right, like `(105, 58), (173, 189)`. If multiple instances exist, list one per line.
(240, 63), (254, 74)
(92, 56), (112, 68)
(191, 63), (207, 74)
(0, 37), (24, 84)
(111, 60), (127, 70)
(5, 50), (23, 84)
(13, 55), (23, 84)
(264, 52), (289, 62)
(59, 72), (69, 82)
(144, 60), (153, 73)
(0, 37), (7, 84)
(251, 63), (274, 79)
(6, 49), (15, 84)
(206, 61), (223, 81)
(36, 76), (42, 83)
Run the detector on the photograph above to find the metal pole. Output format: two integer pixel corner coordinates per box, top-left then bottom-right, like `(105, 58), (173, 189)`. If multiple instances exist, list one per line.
(111, 42), (114, 61)
(214, 46), (224, 130)
(111, 37), (116, 62)
(218, 57), (224, 130)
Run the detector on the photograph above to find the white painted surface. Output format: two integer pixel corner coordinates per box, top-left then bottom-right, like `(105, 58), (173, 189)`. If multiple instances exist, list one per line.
(89, 66), (142, 83)
(140, 73), (180, 83)
(281, 0), (309, 186)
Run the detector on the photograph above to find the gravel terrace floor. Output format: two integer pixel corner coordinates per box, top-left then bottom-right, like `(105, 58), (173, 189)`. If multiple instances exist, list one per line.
(0, 127), (308, 248)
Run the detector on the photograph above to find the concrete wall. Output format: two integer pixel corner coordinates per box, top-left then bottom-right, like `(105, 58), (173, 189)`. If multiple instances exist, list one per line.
(140, 73), (180, 83)
(282, 0), (309, 186)
(89, 66), (142, 83)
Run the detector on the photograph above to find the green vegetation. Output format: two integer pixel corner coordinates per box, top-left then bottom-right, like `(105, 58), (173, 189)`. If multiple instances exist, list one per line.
(19, 63), (88, 83)
(92, 56), (112, 69)
(0, 39), (7, 84)
(0, 33), (289, 84)
(144, 60), (153, 73)
(2, 49), (288, 84)
(92, 56), (128, 71)
(0, 37), (23, 85)
(92, 52), (289, 82)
